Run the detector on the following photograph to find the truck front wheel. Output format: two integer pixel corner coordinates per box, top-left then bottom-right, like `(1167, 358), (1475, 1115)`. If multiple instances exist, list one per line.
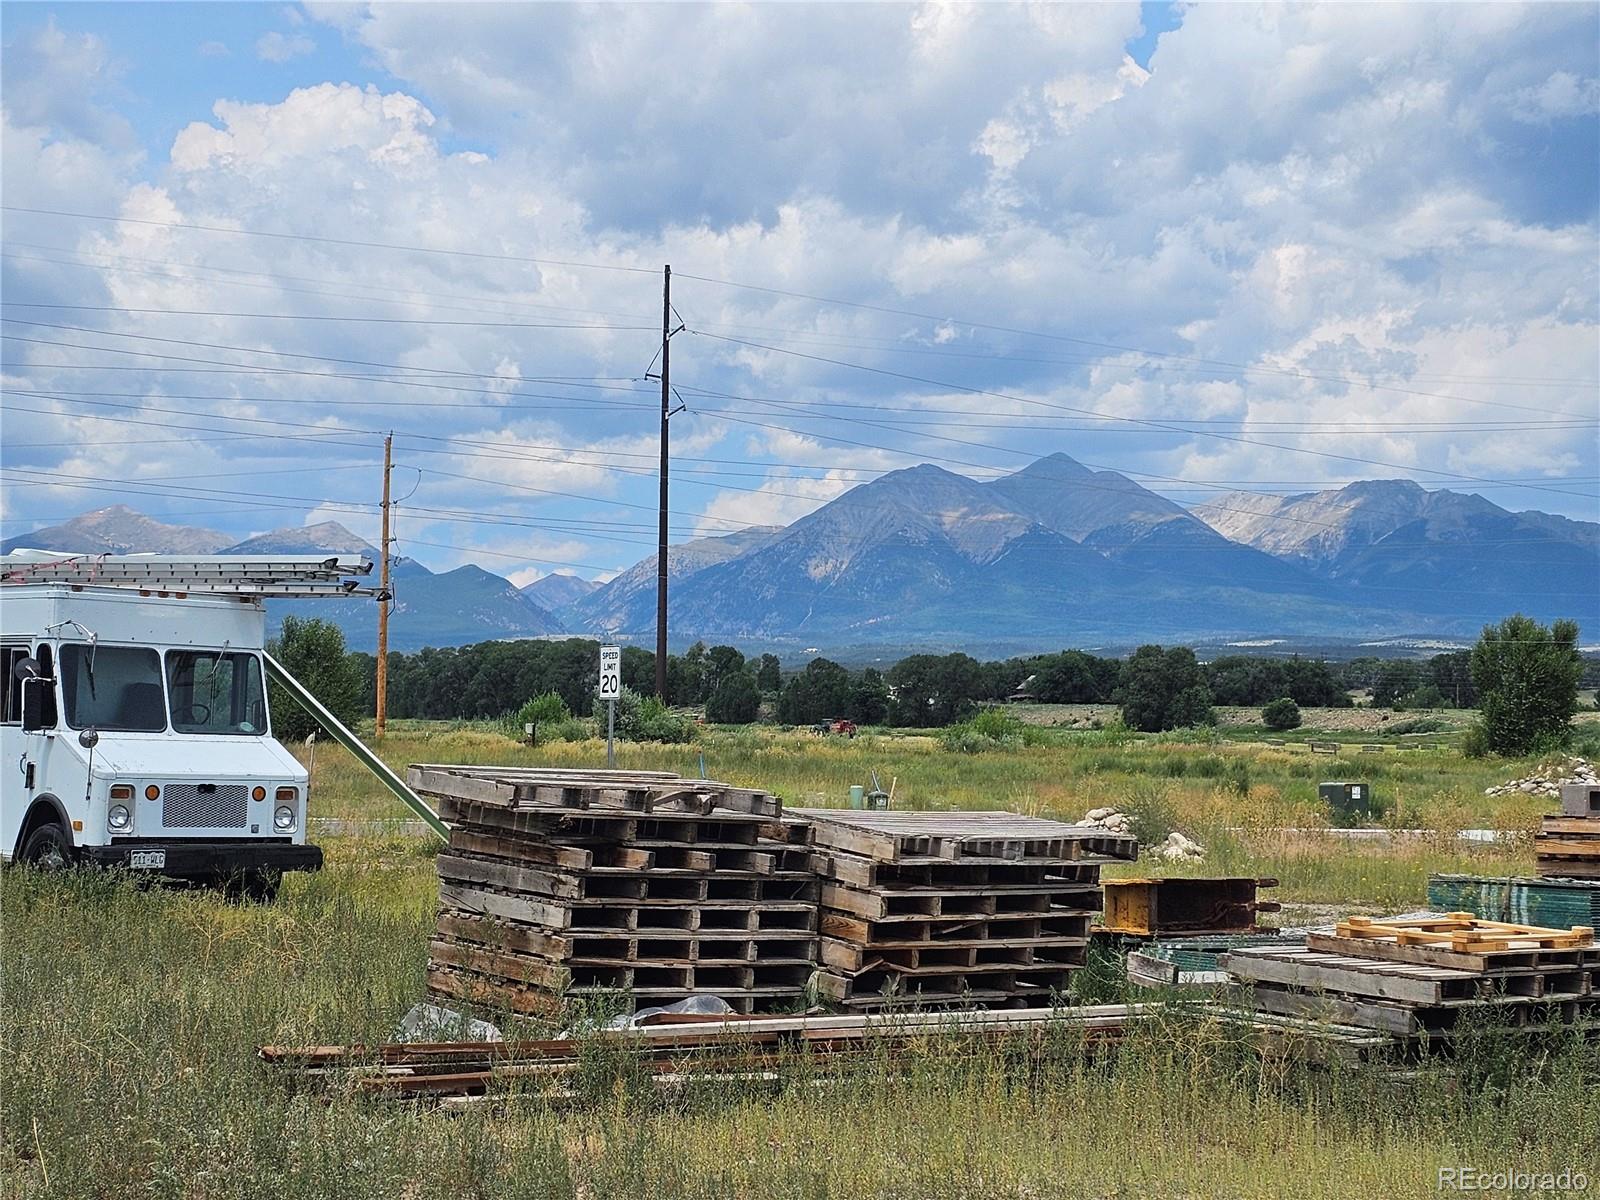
(19, 821), (75, 869)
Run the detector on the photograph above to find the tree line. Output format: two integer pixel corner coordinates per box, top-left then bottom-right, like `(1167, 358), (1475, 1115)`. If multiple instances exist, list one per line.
(271, 613), (1590, 757)
(327, 636), (1475, 729)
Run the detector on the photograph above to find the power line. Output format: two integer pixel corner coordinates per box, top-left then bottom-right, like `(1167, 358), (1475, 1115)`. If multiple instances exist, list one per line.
(689, 331), (1592, 498)
(2, 301), (655, 332)
(676, 273), (1594, 417)
(2, 205), (659, 276)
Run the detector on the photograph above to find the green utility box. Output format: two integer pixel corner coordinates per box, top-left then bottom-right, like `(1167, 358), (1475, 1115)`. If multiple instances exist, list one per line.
(1319, 781), (1374, 822)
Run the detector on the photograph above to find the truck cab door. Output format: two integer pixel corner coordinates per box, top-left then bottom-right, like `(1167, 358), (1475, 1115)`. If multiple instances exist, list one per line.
(0, 644), (40, 855)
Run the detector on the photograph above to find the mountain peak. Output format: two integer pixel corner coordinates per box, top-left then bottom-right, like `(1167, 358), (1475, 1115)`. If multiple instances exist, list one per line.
(1006, 452), (1093, 479)
(0, 505), (232, 555)
(224, 521), (376, 556)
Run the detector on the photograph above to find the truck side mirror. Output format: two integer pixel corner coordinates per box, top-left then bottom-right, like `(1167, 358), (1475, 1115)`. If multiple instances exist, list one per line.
(21, 677), (51, 732)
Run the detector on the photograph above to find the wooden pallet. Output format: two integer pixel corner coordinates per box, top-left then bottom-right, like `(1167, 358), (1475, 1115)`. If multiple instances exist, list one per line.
(1335, 913), (1594, 952)
(789, 809), (1138, 863)
(817, 855), (1104, 890)
(1536, 816), (1600, 880)
(412, 765), (781, 818)
(1305, 930), (1598, 973)
(1221, 945), (1592, 1006)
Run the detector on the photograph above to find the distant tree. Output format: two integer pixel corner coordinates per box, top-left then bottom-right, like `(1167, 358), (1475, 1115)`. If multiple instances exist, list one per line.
(1471, 615), (1583, 756)
(1339, 657), (1385, 691)
(1372, 660), (1423, 709)
(847, 667), (891, 725)
(1118, 645), (1214, 732)
(888, 653), (985, 727)
(776, 658), (853, 725)
(705, 671), (761, 724)
(1261, 697), (1302, 731)
(268, 616), (364, 741)
(1206, 655), (1347, 708)
(1032, 650), (1119, 703)
(666, 641), (708, 705)
(755, 653), (782, 693)
(702, 645), (746, 701)
(1405, 683), (1447, 710)
(1429, 651), (1477, 708)
(621, 646), (656, 696)
(975, 657), (1028, 701)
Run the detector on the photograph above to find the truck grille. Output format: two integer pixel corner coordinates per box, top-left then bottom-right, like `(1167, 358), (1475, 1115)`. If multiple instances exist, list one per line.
(162, 784), (248, 829)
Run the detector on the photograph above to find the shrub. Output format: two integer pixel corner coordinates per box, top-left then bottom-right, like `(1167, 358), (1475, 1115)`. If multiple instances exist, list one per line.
(1121, 781), (1179, 847)
(1261, 697), (1301, 731)
(614, 689), (696, 743)
(1385, 716), (1446, 736)
(939, 706), (1055, 752)
(505, 691), (571, 740)
(1460, 721), (1490, 758)
(941, 707), (1024, 752)
(541, 716), (594, 743)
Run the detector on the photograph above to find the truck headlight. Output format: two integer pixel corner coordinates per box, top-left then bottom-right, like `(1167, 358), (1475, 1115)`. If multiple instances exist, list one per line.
(108, 804), (132, 831)
(274, 805), (296, 832)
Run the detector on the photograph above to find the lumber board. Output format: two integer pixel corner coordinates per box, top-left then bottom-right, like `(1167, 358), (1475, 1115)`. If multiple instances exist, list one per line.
(1534, 838), (1600, 858)
(438, 882), (573, 929)
(437, 854), (584, 900)
(1241, 984), (1422, 1035)
(1220, 950), (1461, 1005)
(1540, 818), (1600, 836)
(435, 912), (572, 960)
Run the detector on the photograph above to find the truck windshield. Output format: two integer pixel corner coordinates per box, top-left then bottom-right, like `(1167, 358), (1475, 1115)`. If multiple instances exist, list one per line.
(166, 651), (269, 735)
(60, 644), (167, 732)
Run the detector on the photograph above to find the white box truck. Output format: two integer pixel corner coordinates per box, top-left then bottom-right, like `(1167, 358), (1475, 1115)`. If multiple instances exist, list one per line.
(0, 552), (378, 889)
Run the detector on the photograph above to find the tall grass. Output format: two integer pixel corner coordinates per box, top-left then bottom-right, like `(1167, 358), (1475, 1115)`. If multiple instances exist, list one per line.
(2, 864), (1596, 1198)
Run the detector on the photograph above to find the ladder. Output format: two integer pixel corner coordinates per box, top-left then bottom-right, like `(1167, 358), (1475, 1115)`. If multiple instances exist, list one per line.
(264, 653), (447, 840)
(0, 552), (378, 597)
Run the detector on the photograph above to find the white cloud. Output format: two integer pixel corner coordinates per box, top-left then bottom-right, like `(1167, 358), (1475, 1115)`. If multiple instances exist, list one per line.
(197, 40), (230, 58)
(3, 0), (1596, 579)
(256, 31), (315, 63)
(1511, 71), (1600, 122)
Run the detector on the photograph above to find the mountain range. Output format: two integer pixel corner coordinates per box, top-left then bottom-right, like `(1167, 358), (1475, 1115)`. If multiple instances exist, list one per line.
(5, 453), (1596, 654)
(1, 507), (563, 652)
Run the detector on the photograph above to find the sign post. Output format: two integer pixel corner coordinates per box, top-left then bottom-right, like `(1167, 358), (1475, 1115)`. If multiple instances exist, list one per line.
(598, 645), (621, 768)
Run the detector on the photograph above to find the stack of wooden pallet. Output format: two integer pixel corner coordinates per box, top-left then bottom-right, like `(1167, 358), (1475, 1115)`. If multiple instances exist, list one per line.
(1535, 784), (1600, 880)
(410, 766), (819, 1015)
(789, 809), (1138, 1010)
(1221, 914), (1598, 1036)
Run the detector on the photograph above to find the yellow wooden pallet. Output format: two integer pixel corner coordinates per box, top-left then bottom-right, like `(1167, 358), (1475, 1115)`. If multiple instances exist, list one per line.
(1335, 913), (1594, 953)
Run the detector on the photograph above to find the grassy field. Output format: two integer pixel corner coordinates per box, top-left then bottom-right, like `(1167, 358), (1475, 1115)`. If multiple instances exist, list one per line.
(4, 719), (1598, 1197)
(300, 719), (1573, 909)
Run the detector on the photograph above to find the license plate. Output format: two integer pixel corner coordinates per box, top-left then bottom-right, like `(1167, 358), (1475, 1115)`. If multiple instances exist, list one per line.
(128, 849), (166, 870)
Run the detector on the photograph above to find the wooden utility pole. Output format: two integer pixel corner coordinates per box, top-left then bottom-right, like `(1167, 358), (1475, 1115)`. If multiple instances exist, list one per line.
(375, 432), (393, 737)
(655, 265), (671, 700)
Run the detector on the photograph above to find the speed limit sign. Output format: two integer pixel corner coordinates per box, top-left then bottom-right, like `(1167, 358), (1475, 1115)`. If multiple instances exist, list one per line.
(598, 645), (621, 700)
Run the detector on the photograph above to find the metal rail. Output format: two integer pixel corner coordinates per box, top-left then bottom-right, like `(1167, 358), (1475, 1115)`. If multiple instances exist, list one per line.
(0, 552), (376, 595)
(264, 652), (448, 840)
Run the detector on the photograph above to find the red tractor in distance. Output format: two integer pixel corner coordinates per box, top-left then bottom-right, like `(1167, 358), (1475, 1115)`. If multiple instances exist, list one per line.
(812, 718), (857, 738)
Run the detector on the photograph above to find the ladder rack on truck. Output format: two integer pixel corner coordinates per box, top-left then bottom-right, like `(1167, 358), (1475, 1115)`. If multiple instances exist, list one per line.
(0, 552), (379, 596)
(1, 553), (443, 890)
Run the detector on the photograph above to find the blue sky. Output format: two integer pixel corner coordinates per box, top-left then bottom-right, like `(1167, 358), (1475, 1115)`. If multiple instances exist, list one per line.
(2, 1), (1596, 586)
